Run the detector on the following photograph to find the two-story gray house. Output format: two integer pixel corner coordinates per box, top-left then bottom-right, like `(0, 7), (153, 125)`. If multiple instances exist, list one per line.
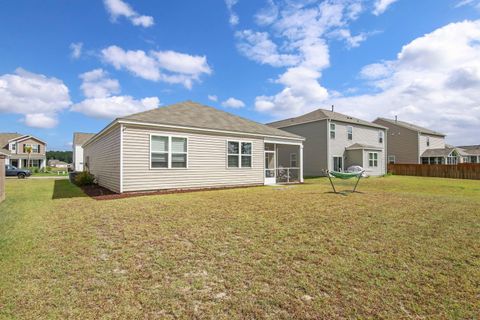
(372, 117), (462, 165)
(268, 108), (387, 176)
(0, 133), (47, 169)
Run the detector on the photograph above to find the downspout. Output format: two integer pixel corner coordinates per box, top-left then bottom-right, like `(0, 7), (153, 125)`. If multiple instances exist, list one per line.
(120, 124), (124, 193)
(326, 119), (330, 174)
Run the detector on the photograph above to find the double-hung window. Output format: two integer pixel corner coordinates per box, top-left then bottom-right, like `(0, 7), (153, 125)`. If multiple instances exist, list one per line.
(227, 141), (252, 168)
(379, 131), (384, 143)
(347, 126), (353, 140)
(368, 152), (378, 167)
(330, 123), (336, 139)
(388, 155), (395, 164)
(151, 135), (187, 169)
(426, 137), (430, 147)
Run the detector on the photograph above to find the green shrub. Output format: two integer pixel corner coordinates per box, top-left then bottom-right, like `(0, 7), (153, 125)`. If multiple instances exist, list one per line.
(75, 171), (95, 186)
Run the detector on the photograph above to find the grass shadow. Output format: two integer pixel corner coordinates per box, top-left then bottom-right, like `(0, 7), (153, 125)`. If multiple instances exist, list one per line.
(52, 179), (88, 200)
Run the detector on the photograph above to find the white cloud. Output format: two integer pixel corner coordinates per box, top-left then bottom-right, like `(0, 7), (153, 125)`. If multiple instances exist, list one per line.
(70, 42), (83, 59)
(73, 68), (159, 119)
(79, 69), (120, 98)
(101, 45), (212, 89)
(24, 113), (58, 128)
(225, 0), (239, 26)
(208, 95), (218, 102)
(235, 30), (300, 67)
(0, 68), (71, 128)
(103, 0), (154, 27)
(329, 20), (480, 145)
(71, 96), (159, 119)
(372, 0), (398, 16)
(237, 0), (364, 117)
(221, 97), (245, 108)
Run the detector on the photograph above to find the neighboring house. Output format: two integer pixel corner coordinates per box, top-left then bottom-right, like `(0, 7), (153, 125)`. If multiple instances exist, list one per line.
(268, 108), (387, 176)
(457, 145), (480, 163)
(373, 117), (462, 165)
(0, 133), (47, 168)
(0, 150), (7, 203)
(48, 159), (70, 169)
(73, 132), (95, 172)
(83, 101), (305, 193)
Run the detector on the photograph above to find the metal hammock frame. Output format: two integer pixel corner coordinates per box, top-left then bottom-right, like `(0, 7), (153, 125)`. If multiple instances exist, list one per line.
(327, 170), (365, 194)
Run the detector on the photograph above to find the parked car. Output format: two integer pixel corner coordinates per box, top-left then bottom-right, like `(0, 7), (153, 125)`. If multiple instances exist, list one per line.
(5, 165), (32, 179)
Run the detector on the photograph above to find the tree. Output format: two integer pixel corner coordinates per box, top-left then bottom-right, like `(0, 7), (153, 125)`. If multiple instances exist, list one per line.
(24, 145), (32, 168)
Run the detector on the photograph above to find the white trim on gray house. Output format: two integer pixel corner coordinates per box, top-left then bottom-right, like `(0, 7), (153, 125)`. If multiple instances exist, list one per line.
(268, 108), (387, 176)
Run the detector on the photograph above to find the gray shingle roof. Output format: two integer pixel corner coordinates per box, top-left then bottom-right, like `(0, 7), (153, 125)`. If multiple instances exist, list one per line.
(0, 133), (23, 150)
(73, 132), (96, 146)
(119, 101), (303, 140)
(267, 108), (386, 130)
(346, 143), (383, 150)
(375, 118), (445, 136)
(421, 147), (457, 157)
(457, 145), (480, 155)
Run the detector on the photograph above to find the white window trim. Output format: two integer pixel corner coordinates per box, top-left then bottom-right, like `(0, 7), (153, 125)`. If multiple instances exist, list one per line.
(330, 123), (336, 139)
(332, 155), (344, 171)
(149, 134), (189, 170)
(368, 152), (379, 167)
(226, 140), (253, 169)
(347, 126), (353, 141)
(388, 155), (395, 164)
(290, 153), (298, 168)
(426, 137), (430, 147)
(379, 131), (384, 144)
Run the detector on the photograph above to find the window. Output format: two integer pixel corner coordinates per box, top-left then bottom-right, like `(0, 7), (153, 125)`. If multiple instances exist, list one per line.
(347, 126), (353, 140)
(10, 143), (16, 152)
(171, 137), (187, 168)
(330, 123), (336, 139)
(333, 156), (343, 171)
(228, 141), (252, 168)
(388, 155), (395, 164)
(426, 137), (430, 147)
(368, 152), (378, 167)
(151, 135), (188, 169)
(23, 144), (40, 153)
(379, 131), (384, 144)
(290, 153), (298, 167)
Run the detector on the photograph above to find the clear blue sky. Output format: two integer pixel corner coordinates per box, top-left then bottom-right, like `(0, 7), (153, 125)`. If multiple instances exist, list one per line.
(0, 0), (479, 150)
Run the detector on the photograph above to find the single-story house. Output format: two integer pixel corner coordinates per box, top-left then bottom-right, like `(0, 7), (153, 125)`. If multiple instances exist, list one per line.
(268, 107), (388, 176)
(72, 132), (95, 172)
(457, 145), (480, 163)
(47, 159), (70, 169)
(83, 101), (305, 193)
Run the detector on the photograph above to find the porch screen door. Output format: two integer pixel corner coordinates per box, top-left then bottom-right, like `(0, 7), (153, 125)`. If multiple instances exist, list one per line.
(265, 151), (276, 185)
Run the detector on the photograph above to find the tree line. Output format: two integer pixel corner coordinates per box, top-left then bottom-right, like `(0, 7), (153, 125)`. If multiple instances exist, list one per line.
(46, 151), (73, 163)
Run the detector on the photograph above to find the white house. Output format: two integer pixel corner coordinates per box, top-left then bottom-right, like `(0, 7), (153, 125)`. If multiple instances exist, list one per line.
(72, 132), (95, 172)
(268, 107), (387, 176)
(83, 101), (305, 193)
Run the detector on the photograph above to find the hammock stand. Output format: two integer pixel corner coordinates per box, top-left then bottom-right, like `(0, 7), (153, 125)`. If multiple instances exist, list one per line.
(327, 170), (365, 194)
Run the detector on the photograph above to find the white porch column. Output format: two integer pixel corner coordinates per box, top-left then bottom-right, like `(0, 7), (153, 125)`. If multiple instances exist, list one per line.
(300, 144), (304, 183)
(18, 159), (22, 168)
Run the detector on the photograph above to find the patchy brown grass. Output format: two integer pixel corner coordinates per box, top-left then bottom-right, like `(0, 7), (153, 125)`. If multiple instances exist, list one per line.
(0, 176), (479, 319)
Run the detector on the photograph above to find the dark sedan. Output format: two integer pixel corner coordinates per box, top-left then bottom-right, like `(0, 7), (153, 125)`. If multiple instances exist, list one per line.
(5, 165), (31, 179)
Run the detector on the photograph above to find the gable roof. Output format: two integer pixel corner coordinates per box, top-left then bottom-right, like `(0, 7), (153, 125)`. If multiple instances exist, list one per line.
(267, 108), (387, 130)
(421, 146), (459, 157)
(0, 133), (23, 148)
(118, 101), (303, 140)
(73, 132), (96, 146)
(375, 118), (445, 137)
(457, 145), (480, 156)
(345, 143), (383, 151)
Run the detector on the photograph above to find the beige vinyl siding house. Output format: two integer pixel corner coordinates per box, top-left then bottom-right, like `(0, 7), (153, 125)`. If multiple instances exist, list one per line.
(83, 101), (304, 193)
(0, 133), (47, 169)
(268, 108), (387, 176)
(0, 150), (6, 203)
(83, 126), (122, 193)
(373, 117), (452, 164)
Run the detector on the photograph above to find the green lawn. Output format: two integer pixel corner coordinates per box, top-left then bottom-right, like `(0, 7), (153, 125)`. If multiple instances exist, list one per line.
(0, 176), (479, 319)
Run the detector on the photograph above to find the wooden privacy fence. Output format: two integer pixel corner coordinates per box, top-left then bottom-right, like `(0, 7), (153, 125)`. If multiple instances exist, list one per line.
(388, 163), (480, 180)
